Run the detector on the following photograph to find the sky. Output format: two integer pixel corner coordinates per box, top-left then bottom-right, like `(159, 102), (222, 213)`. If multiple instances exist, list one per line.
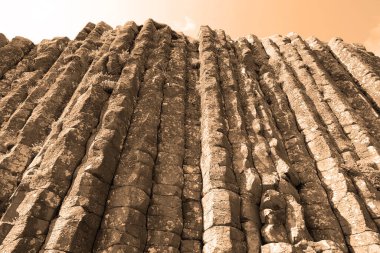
(0, 0), (379, 56)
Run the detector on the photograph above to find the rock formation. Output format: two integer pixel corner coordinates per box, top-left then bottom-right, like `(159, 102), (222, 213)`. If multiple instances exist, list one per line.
(0, 19), (379, 253)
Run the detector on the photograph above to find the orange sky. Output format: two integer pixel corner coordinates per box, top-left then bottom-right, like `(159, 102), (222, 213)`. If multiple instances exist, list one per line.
(1, 0), (379, 55)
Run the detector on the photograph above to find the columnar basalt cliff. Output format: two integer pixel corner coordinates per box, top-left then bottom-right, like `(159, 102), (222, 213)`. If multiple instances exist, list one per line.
(0, 19), (379, 253)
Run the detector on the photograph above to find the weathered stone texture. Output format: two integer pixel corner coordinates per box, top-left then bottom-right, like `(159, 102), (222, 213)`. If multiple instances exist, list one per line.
(0, 20), (379, 253)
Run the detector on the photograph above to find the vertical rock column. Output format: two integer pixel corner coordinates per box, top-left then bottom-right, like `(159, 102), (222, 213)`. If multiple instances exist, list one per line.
(0, 36), (34, 80)
(329, 38), (380, 110)
(353, 44), (380, 75)
(247, 35), (348, 251)
(53, 30), (117, 122)
(272, 35), (355, 159)
(0, 48), (112, 253)
(0, 21), (111, 244)
(0, 22), (95, 135)
(0, 22), (96, 144)
(262, 37), (380, 253)
(74, 22), (96, 40)
(308, 37), (380, 228)
(181, 38), (203, 253)
(308, 37), (380, 123)
(215, 31), (263, 252)
(0, 37), (69, 127)
(198, 26), (246, 253)
(93, 24), (171, 253)
(0, 29), (68, 100)
(144, 33), (186, 253)
(0, 45), (37, 99)
(0, 22), (111, 215)
(234, 37), (314, 252)
(287, 34), (380, 170)
(41, 21), (141, 252)
(289, 35), (380, 228)
(307, 37), (380, 163)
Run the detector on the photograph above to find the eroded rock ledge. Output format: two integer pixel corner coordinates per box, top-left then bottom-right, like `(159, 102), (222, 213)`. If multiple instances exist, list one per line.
(0, 19), (379, 253)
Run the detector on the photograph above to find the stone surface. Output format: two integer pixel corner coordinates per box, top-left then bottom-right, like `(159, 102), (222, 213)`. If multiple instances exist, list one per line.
(0, 19), (379, 253)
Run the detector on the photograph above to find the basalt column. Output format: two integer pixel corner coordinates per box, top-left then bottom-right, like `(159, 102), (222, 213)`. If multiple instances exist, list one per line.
(0, 19), (379, 253)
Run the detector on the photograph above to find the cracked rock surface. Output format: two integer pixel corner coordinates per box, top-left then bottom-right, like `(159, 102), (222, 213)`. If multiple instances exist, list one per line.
(0, 20), (379, 253)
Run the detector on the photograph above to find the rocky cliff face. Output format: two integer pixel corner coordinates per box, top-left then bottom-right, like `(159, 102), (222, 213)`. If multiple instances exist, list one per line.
(0, 19), (379, 253)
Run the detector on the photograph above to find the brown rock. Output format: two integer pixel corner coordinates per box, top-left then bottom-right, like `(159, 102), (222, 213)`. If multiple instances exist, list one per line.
(0, 19), (379, 253)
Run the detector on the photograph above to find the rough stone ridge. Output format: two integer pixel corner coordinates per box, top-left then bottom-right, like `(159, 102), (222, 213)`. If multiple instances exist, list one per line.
(0, 20), (379, 253)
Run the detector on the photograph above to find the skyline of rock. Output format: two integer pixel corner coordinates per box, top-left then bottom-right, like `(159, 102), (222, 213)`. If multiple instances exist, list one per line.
(0, 19), (379, 252)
